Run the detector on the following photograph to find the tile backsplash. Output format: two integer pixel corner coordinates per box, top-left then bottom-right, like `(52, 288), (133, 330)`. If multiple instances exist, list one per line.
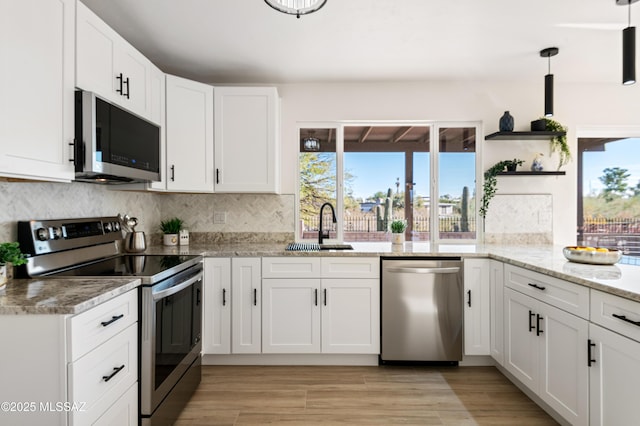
(0, 181), (295, 243)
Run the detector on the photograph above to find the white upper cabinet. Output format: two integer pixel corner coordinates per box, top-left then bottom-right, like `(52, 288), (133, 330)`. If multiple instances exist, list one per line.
(214, 87), (280, 193)
(165, 74), (214, 192)
(0, 0), (75, 182)
(76, 1), (154, 123)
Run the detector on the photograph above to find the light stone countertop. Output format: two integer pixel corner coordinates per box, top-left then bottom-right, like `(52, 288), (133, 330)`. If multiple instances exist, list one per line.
(0, 277), (140, 315)
(3, 241), (639, 315)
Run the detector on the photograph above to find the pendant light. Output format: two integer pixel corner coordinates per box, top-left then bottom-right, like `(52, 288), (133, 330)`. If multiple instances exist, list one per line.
(540, 47), (559, 117)
(264, 0), (327, 18)
(618, 0), (638, 85)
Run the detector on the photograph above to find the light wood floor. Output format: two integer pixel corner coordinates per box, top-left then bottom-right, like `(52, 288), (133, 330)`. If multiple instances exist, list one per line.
(175, 365), (559, 425)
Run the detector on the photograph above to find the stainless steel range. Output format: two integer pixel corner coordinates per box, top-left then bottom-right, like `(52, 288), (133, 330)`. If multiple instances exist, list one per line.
(18, 216), (203, 426)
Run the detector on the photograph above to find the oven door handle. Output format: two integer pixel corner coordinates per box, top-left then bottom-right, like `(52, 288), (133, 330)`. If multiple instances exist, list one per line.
(152, 272), (203, 301)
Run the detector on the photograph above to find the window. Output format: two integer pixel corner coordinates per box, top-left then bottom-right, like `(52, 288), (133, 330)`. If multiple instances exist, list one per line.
(298, 122), (479, 244)
(578, 136), (640, 256)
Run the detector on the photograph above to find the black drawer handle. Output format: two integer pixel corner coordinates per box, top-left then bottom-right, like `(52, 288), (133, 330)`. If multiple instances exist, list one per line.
(536, 314), (544, 336)
(612, 313), (640, 327)
(324, 288), (327, 306)
(588, 339), (596, 367)
(528, 283), (546, 291)
(170, 165), (175, 182)
(467, 289), (471, 307)
(100, 314), (124, 327)
(314, 288), (318, 306)
(254, 288), (257, 306)
(102, 365), (125, 382)
(216, 168), (220, 184)
(529, 310), (535, 332)
(222, 288), (226, 306)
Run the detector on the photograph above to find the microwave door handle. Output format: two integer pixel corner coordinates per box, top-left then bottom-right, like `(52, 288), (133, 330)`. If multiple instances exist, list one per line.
(152, 272), (203, 301)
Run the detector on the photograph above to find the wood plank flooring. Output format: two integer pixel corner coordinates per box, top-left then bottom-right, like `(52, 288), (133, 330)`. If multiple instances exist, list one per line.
(175, 365), (559, 425)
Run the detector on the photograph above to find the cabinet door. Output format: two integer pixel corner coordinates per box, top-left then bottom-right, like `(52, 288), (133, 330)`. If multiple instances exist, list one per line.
(489, 260), (505, 365)
(165, 75), (214, 192)
(538, 302), (589, 426)
(203, 258), (231, 354)
(0, 0), (75, 182)
(590, 323), (640, 426)
(231, 258), (261, 353)
(113, 45), (150, 117)
(463, 259), (490, 355)
(504, 288), (539, 392)
(262, 278), (321, 353)
(214, 87), (279, 193)
(321, 279), (380, 354)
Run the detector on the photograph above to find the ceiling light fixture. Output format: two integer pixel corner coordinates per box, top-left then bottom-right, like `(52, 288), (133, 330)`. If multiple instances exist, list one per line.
(618, 0), (638, 85)
(303, 130), (320, 151)
(264, 0), (327, 19)
(540, 47), (559, 117)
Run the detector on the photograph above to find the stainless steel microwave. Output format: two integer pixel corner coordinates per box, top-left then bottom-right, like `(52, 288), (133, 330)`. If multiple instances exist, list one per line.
(74, 91), (160, 184)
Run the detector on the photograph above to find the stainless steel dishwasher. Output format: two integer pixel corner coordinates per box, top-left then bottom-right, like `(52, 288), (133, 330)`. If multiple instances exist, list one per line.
(381, 257), (463, 364)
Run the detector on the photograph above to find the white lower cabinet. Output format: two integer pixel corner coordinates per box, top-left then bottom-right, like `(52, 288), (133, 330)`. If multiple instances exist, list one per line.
(504, 287), (589, 426)
(203, 258), (232, 354)
(489, 259), (505, 365)
(463, 258), (490, 355)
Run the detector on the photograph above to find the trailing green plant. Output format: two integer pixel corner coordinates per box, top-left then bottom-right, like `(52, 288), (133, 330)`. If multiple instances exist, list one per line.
(542, 117), (570, 170)
(389, 219), (407, 233)
(0, 242), (27, 266)
(480, 159), (524, 218)
(159, 217), (184, 234)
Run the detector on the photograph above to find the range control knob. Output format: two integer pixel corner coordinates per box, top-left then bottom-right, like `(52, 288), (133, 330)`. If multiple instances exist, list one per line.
(36, 227), (49, 241)
(103, 222), (113, 233)
(112, 221), (121, 232)
(50, 227), (63, 240)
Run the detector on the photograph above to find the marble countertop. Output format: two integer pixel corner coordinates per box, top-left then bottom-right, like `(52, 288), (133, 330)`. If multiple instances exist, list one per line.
(3, 241), (639, 315)
(0, 277), (140, 315)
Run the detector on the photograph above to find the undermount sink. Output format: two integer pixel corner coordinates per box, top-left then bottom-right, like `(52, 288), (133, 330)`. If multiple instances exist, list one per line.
(285, 243), (354, 252)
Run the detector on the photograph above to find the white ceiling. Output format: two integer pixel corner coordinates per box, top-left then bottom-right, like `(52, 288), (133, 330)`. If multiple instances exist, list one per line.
(81, 0), (635, 85)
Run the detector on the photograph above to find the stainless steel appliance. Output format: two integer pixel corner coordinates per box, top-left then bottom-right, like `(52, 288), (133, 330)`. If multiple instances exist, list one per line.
(75, 91), (161, 184)
(381, 257), (463, 364)
(18, 216), (203, 425)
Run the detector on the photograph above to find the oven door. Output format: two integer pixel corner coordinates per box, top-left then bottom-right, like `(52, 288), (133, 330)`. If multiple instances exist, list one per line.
(140, 263), (203, 416)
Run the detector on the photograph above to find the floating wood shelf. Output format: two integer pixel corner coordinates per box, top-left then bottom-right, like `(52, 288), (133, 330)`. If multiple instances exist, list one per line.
(485, 131), (566, 140)
(497, 171), (566, 176)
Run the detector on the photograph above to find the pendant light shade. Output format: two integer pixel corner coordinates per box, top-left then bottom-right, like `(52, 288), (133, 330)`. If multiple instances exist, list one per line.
(540, 47), (559, 118)
(264, 0), (327, 18)
(618, 0), (638, 85)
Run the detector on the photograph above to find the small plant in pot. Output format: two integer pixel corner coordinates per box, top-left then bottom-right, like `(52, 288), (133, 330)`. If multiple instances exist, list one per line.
(0, 242), (27, 285)
(390, 219), (407, 245)
(160, 217), (184, 246)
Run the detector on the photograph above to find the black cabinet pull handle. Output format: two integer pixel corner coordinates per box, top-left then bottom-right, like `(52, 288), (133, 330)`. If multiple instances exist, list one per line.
(612, 313), (640, 327)
(68, 141), (75, 163)
(101, 314), (124, 327)
(536, 314), (544, 336)
(314, 288), (318, 306)
(529, 310), (535, 332)
(123, 77), (130, 99)
(170, 165), (175, 181)
(102, 365), (125, 382)
(116, 73), (124, 95)
(467, 289), (471, 307)
(254, 288), (257, 306)
(323, 288), (327, 306)
(528, 283), (546, 291)
(216, 168), (220, 184)
(588, 339), (596, 367)
(222, 288), (226, 306)
(196, 288), (201, 306)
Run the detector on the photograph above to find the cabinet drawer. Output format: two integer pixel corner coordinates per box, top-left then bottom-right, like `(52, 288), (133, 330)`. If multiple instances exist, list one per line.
(262, 257), (320, 278)
(69, 323), (138, 426)
(69, 289), (138, 361)
(321, 257), (379, 278)
(504, 264), (589, 319)
(591, 290), (640, 343)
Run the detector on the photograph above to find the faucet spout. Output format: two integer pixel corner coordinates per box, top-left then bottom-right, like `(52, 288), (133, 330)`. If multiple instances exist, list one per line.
(318, 202), (337, 245)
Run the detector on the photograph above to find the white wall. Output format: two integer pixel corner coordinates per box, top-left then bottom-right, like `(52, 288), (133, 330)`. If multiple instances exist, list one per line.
(275, 80), (640, 244)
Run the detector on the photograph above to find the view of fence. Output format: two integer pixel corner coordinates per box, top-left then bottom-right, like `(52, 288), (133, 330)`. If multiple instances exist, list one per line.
(581, 217), (640, 256)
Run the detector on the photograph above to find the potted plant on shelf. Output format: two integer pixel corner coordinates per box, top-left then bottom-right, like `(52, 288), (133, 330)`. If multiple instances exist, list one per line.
(480, 159), (524, 218)
(0, 242), (27, 286)
(390, 219), (407, 245)
(543, 117), (571, 171)
(160, 217), (184, 246)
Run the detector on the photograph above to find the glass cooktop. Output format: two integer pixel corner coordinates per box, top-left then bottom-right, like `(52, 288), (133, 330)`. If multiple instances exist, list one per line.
(47, 254), (201, 279)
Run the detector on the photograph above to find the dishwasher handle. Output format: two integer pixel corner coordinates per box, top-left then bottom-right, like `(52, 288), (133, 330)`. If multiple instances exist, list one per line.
(385, 266), (460, 274)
